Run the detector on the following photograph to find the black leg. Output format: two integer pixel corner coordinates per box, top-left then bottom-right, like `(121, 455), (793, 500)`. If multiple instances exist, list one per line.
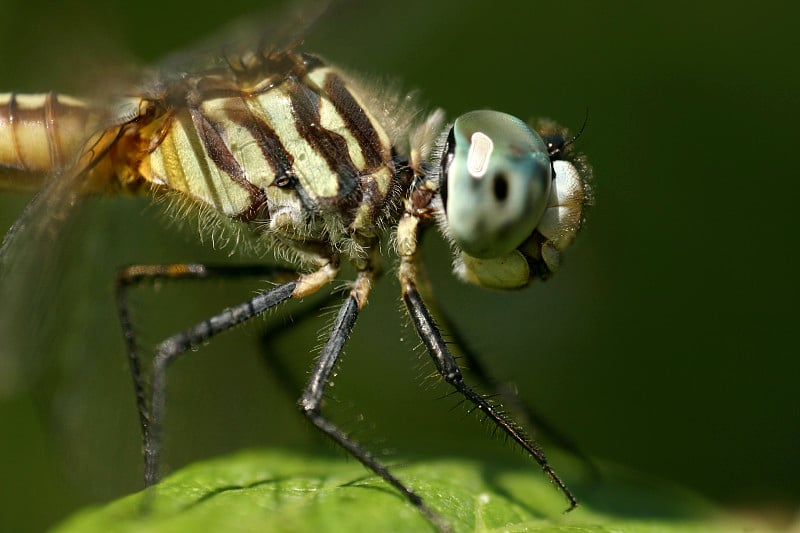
(402, 284), (578, 511)
(257, 289), (341, 403)
(298, 272), (451, 532)
(437, 306), (599, 478)
(114, 263), (298, 484)
(145, 279), (298, 485)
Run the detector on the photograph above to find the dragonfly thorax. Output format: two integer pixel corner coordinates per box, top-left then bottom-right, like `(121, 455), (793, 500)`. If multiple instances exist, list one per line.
(127, 52), (409, 265)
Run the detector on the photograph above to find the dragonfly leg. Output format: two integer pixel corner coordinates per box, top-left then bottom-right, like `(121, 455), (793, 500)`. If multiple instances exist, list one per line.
(298, 270), (451, 532)
(396, 213), (577, 511)
(257, 289), (341, 404)
(430, 303), (599, 479)
(116, 262), (337, 486)
(115, 263), (298, 480)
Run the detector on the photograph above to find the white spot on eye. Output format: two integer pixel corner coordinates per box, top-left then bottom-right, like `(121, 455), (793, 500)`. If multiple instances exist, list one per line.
(467, 131), (493, 178)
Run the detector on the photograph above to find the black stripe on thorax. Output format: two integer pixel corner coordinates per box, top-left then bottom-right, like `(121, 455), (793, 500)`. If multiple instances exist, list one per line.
(223, 97), (317, 215)
(323, 72), (385, 170)
(286, 76), (360, 201)
(188, 105), (266, 221)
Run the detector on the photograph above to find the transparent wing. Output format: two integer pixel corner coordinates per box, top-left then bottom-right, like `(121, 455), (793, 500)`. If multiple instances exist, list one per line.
(0, 168), (87, 391)
(152, 0), (334, 81)
(0, 96), (139, 391)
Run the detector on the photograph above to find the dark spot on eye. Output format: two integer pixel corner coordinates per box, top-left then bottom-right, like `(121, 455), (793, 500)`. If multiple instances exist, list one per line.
(493, 173), (508, 202)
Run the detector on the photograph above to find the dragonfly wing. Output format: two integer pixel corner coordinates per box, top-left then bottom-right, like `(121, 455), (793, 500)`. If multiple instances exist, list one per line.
(154, 0), (334, 79)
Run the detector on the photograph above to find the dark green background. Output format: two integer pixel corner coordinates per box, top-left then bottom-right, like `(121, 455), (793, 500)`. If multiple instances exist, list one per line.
(0, 1), (797, 531)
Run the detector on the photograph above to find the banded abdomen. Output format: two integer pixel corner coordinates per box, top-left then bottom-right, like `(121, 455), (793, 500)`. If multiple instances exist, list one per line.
(0, 92), (103, 189)
(0, 91), (145, 197)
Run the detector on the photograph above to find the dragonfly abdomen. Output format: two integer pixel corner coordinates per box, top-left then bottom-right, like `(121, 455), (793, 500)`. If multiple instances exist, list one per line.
(0, 92), (100, 189)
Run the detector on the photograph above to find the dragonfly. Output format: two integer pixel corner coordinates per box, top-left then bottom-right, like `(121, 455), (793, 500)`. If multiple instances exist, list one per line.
(0, 3), (592, 530)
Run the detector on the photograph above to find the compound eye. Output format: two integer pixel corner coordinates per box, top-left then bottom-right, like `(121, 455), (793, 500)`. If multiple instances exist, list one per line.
(441, 110), (552, 258)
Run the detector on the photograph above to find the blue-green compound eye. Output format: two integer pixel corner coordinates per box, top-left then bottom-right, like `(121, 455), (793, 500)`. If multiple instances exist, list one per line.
(441, 110), (552, 259)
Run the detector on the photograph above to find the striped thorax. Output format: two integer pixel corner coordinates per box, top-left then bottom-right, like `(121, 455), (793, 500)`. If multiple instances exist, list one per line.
(148, 55), (393, 220)
(128, 51), (406, 266)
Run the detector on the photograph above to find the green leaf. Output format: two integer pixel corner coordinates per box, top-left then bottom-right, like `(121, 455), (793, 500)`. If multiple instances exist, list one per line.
(52, 449), (761, 533)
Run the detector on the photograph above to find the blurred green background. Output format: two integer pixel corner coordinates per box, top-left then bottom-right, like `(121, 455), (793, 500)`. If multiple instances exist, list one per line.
(0, 0), (797, 531)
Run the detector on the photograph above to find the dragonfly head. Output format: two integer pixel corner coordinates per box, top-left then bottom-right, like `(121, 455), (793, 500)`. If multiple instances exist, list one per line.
(437, 111), (591, 290)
